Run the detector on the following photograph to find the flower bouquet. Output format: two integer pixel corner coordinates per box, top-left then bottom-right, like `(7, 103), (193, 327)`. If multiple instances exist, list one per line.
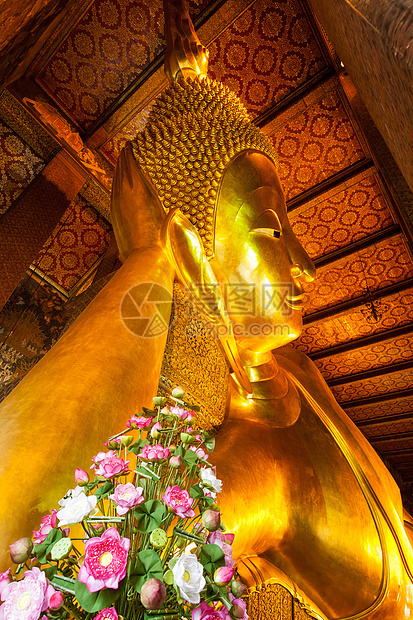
(0, 388), (248, 620)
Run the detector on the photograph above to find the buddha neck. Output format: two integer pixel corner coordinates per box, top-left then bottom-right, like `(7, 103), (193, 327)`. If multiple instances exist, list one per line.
(228, 346), (302, 426)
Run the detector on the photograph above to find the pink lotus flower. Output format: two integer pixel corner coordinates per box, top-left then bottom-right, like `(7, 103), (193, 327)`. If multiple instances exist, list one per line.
(127, 415), (154, 429)
(33, 510), (57, 544)
(170, 406), (188, 420)
(93, 453), (130, 479)
(48, 590), (64, 611)
(190, 446), (209, 461)
(138, 444), (169, 461)
(109, 483), (144, 516)
(162, 485), (195, 518)
(214, 566), (234, 586)
(169, 455), (183, 468)
(229, 594), (248, 620)
(9, 537), (33, 564)
(0, 569), (11, 598)
(140, 577), (166, 610)
(208, 531), (234, 568)
(192, 601), (231, 620)
(202, 510), (220, 532)
(78, 527), (130, 592)
(151, 421), (162, 439)
(95, 608), (118, 620)
(231, 579), (247, 598)
(0, 567), (56, 620)
(75, 468), (89, 486)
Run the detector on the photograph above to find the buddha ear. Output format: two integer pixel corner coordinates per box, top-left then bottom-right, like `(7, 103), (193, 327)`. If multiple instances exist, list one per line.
(161, 208), (252, 394)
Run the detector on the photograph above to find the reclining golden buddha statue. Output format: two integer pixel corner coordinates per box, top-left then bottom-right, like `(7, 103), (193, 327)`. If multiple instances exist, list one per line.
(1, 1), (413, 617)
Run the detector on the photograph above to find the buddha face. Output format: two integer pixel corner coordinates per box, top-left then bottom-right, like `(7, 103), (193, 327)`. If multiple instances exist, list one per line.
(211, 150), (315, 353)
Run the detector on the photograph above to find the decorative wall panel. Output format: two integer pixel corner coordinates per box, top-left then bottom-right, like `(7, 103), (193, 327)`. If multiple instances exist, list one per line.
(0, 119), (45, 215)
(303, 235), (413, 315)
(330, 367), (413, 404)
(36, 0), (210, 130)
(207, 0), (327, 118)
(314, 333), (413, 381)
(35, 194), (112, 291)
(0, 275), (69, 385)
(264, 86), (365, 200)
(290, 174), (394, 260)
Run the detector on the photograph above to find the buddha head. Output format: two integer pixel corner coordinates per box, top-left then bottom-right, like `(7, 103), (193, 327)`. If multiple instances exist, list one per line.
(131, 76), (315, 357)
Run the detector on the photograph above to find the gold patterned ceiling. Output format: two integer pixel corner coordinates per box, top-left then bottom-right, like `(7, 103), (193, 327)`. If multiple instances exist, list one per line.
(1, 0), (413, 503)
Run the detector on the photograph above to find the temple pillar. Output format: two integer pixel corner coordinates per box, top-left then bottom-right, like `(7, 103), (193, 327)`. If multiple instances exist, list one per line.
(308, 0), (413, 194)
(0, 150), (88, 309)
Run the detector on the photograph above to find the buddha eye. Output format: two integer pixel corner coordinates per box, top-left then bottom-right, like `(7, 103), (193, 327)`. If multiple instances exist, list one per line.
(251, 209), (282, 238)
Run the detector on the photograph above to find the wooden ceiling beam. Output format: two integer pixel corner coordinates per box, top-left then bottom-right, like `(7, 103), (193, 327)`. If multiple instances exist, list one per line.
(303, 277), (413, 325)
(378, 447), (413, 459)
(309, 321), (413, 361)
(328, 358), (413, 387)
(312, 224), (401, 269)
(341, 388), (413, 410)
(255, 67), (334, 128)
(370, 431), (413, 444)
(356, 411), (413, 428)
(286, 159), (373, 212)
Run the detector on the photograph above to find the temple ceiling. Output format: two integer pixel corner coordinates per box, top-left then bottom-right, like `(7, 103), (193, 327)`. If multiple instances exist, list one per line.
(1, 0), (413, 503)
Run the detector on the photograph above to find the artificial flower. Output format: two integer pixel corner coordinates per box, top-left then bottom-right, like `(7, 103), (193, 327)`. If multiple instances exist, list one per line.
(151, 421), (162, 439)
(169, 455), (183, 468)
(32, 510), (57, 544)
(231, 578), (247, 598)
(57, 486), (97, 527)
(0, 570), (11, 598)
(214, 566), (234, 586)
(190, 446), (209, 461)
(192, 601), (231, 620)
(171, 386), (185, 399)
(0, 567), (55, 620)
(202, 509), (220, 532)
(229, 593), (248, 620)
(199, 467), (222, 496)
(140, 578), (166, 610)
(109, 483), (144, 515)
(91, 451), (114, 468)
(171, 406), (189, 420)
(126, 415), (153, 430)
(208, 531), (234, 568)
(93, 453), (130, 479)
(171, 553), (205, 604)
(75, 468), (89, 486)
(9, 538), (33, 564)
(138, 444), (169, 461)
(48, 591), (64, 611)
(78, 527), (129, 592)
(162, 485), (195, 518)
(94, 608), (118, 620)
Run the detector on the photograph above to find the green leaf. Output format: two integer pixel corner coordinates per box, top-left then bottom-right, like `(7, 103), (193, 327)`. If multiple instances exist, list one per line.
(134, 500), (165, 533)
(43, 565), (58, 581)
(199, 544), (225, 575)
(130, 549), (163, 593)
(74, 578), (122, 612)
(204, 437), (215, 452)
(129, 438), (149, 455)
(181, 449), (198, 468)
(142, 407), (156, 415)
(34, 528), (63, 564)
(189, 484), (204, 499)
(94, 480), (114, 500)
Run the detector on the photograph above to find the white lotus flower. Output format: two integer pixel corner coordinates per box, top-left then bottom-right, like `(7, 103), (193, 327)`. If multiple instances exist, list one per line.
(172, 553), (206, 604)
(57, 486), (97, 526)
(199, 467), (222, 496)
